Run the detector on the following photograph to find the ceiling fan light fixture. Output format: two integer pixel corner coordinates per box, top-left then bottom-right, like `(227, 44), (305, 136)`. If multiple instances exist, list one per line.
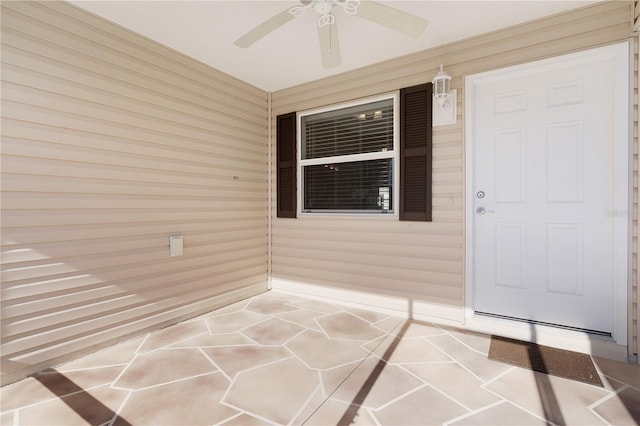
(289, 0), (361, 21)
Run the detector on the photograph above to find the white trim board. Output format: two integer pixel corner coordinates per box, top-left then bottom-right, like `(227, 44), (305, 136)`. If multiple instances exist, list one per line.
(464, 42), (631, 351)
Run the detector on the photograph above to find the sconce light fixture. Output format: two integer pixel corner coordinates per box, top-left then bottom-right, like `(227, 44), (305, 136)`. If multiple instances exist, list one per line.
(431, 64), (457, 126)
(432, 64), (451, 110)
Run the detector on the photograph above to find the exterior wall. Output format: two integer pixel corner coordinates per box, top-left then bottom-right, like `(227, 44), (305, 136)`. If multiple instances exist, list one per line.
(1, 1), (269, 384)
(270, 1), (637, 354)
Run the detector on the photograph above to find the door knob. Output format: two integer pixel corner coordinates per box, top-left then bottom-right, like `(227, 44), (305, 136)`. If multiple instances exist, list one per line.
(476, 207), (495, 215)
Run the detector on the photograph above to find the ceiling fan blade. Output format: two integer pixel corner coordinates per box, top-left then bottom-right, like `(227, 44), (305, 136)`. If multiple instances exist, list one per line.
(234, 9), (296, 48)
(317, 20), (341, 68)
(355, 0), (427, 38)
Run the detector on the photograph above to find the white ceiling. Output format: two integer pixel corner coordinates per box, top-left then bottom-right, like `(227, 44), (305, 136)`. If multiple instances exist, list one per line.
(70, 0), (596, 92)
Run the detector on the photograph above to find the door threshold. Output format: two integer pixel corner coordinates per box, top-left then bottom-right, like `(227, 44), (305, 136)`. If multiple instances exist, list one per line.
(464, 312), (628, 363)
(474, 311), (612, 337)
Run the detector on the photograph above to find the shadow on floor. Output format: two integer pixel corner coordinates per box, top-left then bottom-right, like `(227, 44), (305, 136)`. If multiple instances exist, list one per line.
(35, 370), (132, 426)
(336, 320), (412, 426)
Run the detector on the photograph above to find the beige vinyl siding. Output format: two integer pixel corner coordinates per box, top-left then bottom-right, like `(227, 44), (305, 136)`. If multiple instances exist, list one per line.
(270, 0), (637, 350)
(1, 1), (268, 384)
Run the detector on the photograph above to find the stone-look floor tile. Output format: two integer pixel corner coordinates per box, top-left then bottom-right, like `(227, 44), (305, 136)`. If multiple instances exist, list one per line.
(223, 357), (319, 425)
(291, 386), (327, 425)
(57, 337), (144, 371)
(19, 385), (128, 426)
(304, 397), (377, 426)
(377, 337), (453, 364)
(329, 357), (424, 410)
(427, 334), (511, 382)
(273, 309), (326, 331)
(321, 362), (364, 397)
(403, 363), (501, 410)
(317, 312), (387, 341)
(207, 311), (269, 334)
(0, 377), (61, 412)
(486, 367), (610, 425)
(400, 321), (445, 338)
(169, 332), (253, 348)
(361, 333), (394, 353)
(201, 346), (291, 379)
(241, 317), (304, 345)
(372, 384), (468, 425)
(341, 305), (390, 323)
(245, 297), (298, 315)
(448, 401), (548, 425)
(113, 348), (216, 390)
(137, 321), (209, 353)
(1, 411), (14, 425)
(219, 413), (274, 425)
(115, 373), (236, 426)
(37, 366), (125, 393)
(287, 329), (369, 369)
(444, 329), (493, 354)
(290, 299), (344, 314)
(593, 386), (640, 425)
(372, 316), (405, 333)
(592, 356), (640, 389)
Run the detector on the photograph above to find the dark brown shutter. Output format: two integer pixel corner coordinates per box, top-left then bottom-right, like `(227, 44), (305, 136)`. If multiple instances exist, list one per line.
(277, 112), (297, 218)
(400, 83), (433, 221)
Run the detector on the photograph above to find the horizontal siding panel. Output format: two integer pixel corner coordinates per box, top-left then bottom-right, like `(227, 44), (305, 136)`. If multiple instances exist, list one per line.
(273, 237), (460, 260)
(2, 211), (266, 231)
(2, 156), (265, 188)
(274, 228), (461, 248)
(1, 229), (266, 265)
(1, 117), (265, 164)
(0, 141), (266, 181)
(2, 239), (266, 283)
(2, 250), (266, 302)
(272, 264), (462, 299)
(272, 247), (460, 275)
(1, 59), (266, 134)
(1, 0), (268, 383)
(1, 193), (266, 211)
(3, 100), (265, 153)
(2, 85), (265, 146)
(0, 174), (265, 199)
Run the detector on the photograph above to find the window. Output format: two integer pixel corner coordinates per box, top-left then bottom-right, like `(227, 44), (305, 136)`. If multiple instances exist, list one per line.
(298, 96), (398, 215)
(277, 83), (433, 221)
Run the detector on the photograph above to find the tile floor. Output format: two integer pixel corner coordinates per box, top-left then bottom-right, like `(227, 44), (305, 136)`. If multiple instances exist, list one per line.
(1, 290), (639, 425)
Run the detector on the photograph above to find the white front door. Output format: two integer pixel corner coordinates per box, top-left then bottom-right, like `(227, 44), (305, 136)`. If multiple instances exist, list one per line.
(467, 44), (629, 340)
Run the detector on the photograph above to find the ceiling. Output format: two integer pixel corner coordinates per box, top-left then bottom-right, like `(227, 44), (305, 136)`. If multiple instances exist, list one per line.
(70, 0), (597, 92)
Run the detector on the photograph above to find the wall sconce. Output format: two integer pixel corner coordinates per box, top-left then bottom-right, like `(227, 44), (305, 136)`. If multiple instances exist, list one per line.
(431, 64), (457, 126)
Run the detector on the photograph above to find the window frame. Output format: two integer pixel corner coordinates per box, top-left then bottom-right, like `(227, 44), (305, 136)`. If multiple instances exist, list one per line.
(296, 92), (400, 217)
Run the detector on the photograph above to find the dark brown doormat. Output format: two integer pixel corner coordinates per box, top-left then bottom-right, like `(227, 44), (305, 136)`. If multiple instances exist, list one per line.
(488, 335), (603, 387)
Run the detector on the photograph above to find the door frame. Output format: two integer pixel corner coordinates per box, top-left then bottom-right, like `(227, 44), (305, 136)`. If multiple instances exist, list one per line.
(464, 42), (631, 348)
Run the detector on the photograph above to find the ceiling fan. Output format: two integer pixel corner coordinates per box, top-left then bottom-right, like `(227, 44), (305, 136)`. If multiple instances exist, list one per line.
(234, 0), (428, 68)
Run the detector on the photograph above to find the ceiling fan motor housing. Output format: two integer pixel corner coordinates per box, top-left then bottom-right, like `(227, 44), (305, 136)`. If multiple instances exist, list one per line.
(313, 0), (335, 16)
